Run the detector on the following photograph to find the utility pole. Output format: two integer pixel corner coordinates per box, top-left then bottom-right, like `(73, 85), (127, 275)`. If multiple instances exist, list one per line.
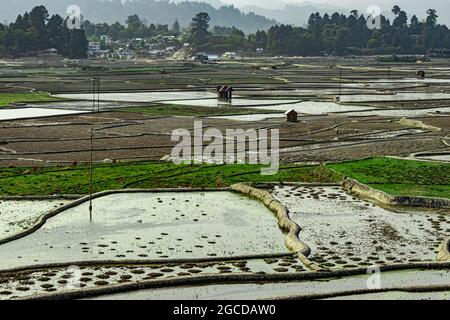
(89, 78), (100, 222)
(338, 68), (343, 106)
(89, 126), (93, 222)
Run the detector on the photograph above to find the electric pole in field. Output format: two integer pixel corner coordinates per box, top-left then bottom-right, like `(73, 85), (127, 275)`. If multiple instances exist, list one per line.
(89, 78), (100, 222)
(338, 68), (343, 110)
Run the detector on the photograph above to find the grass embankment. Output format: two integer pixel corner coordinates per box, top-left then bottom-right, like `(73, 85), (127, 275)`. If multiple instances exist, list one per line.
(0, 92), (60, 107)
(0, 163), (340, 196)
(0, 158), (447, 198)
(328, 157), (450, 199)
(118, 104), (279, 117)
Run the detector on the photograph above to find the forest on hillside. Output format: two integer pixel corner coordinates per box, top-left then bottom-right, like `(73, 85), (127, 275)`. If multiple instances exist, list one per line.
(0, 6), (88, 58)
(84, 6), (450, 56)
(0, 0), (277, 34)
(1, 5), (450, 58)
(259, 7), (448, 56)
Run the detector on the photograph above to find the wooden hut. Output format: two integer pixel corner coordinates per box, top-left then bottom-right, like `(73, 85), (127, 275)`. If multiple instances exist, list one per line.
(285, 109), (298, 123)
(416, 70), (426, 79)
(217, 85), (233, 100)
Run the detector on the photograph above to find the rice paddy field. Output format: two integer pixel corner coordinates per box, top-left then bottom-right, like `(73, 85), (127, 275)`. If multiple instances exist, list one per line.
(0, 56), (449, 300)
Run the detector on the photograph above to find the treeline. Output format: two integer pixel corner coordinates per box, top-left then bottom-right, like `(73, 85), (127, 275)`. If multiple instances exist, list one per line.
(82, 15), (180, 40)
(0, 6), (88, 58)
(256, 7), (449, 55)
(197, 6), (450, 56)
(3, 4), (450, 59)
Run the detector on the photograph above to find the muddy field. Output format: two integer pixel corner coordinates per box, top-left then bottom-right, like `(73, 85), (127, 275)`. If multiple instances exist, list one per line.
(1, 56), (450, 166)
(0, 111), (448, 166)
(1, 56), (449, 300)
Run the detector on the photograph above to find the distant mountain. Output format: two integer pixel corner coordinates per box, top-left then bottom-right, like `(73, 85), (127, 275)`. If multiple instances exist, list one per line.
(171, 0), (225, 9)
(0, 0), (277, 33)
(240, 3), (349, 27)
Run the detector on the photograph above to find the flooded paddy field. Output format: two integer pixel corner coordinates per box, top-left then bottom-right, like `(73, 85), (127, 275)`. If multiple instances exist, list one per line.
(23, 100), (142, 112)
(87, 268), (450, 300)
(414, 153), (450, 162)
(340, 92), (450, 103)
(210, 100), (450, 120)
(216, 108), (450, 122)
(245, 101), (372, 114)
(0, 192), (288, 270)
(45, 92), (450, 120)
(0, 185), (448, 300)
(52, 91), (219, 103)
(0, 108), (86, 121)
(0, 255), (308, 299)
(163, 98), (300, 108)
(0, 200), (71, 241)
(271, 186), (450, 270)
(1, 56), (450, 300)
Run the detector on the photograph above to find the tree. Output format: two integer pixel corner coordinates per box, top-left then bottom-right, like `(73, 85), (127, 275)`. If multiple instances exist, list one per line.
(392, 6), (401, 16)
(189, 12), (210, 48)
(171, 19), (181, 35)
(410, 15), (420, 34)
(109, 21), (125, 39)
(393, 10), (408, 28)
(12, 15), (28, 31)
(126, 15), (146, 38)
(255, 30), (268, 49)
(29, 5), (49, 50)
(426, 9), (438, 27)
(69, 29), (88, 59)
(47, 15), (65, 50)
(126, 15), (142, 30)
(23, 12), (31, 30)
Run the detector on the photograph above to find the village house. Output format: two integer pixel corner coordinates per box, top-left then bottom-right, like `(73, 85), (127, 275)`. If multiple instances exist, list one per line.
(88, 42), (101, 56)
(193, 52), (209, 63)
(149, 49), (166, 59)
(100, 35), (112, 46)
(44, 48), (58, 56)
(208, 54), (220, 63)
(223, 52), (237, 59)
(114, 48), (135, 60)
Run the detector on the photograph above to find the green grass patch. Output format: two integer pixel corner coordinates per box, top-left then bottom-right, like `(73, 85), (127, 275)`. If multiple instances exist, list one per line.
(0, 92), (61, 107)
(0, 163), (341, 196)
(1, 157), (447, 198)
(105, 66), (195, 74)
(118, 104), (280, 117)
(328, 157), (450, 199)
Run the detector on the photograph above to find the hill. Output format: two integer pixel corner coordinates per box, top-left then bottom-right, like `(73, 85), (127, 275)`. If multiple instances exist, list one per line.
(0, 0), (277, 33)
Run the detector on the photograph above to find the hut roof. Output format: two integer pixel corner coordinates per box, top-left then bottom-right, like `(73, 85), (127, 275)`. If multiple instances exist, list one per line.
(285, 109), (297, 115)
(217, 85), (233, 93)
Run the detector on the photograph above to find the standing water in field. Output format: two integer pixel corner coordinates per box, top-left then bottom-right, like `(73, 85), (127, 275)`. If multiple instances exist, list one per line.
(0, 192), (288, 270)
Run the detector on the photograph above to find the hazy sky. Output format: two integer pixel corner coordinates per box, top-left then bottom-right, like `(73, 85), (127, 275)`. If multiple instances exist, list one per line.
(221, 0), (392, 9)
(220, 0), (443, 13)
